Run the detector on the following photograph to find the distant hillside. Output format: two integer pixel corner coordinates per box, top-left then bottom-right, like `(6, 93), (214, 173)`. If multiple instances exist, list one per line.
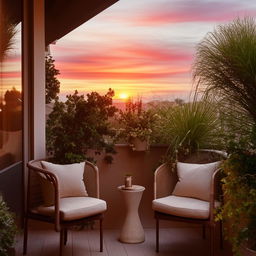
(113, 100), (178, 110)
(46, 99), (181, 117)
(145, 100), (176, 109)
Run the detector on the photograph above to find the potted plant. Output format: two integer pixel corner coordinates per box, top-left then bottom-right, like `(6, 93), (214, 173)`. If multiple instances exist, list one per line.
(193, 17), (256, 255)
(0, 196), (17, 256)
(117, 99), (159, 151)
(161, 100), (222, 166)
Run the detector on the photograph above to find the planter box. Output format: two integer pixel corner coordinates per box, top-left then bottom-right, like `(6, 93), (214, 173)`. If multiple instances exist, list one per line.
(130, 138), (149, 151)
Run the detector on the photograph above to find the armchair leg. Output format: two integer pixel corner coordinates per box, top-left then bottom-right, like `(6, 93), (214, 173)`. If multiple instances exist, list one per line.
(202, 224), (206, 239)
(59, 230), (64, 256)
(210, 225), (215, 256)
(156, 218), (159, 253)
(220, 221), (223, 249)
(100, 219), (103, 252)
(23, 217), (28, 255)
(64, 229), (68, 246)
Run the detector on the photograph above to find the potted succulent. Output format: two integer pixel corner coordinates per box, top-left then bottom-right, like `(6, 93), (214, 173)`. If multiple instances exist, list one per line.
(0, 196), (17, 256)
(117, 99), (159, 151)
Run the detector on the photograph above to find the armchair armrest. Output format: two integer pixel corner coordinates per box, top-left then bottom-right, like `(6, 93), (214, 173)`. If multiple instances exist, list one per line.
(27, 160), (61, 231)
(154, 163), (178, 199)
(209, 168), (222, 222)
(84, 161), (99, 198)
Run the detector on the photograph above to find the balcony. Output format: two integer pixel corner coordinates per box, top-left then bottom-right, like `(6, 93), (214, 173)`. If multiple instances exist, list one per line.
(15, 145), (232, 256)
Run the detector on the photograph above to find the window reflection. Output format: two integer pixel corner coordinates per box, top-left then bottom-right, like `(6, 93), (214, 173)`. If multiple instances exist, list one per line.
(0, 5), (22, 170)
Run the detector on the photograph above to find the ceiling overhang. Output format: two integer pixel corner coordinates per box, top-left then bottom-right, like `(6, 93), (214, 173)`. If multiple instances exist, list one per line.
(45, 0), (119, 45)
(2, 0), (119, 45)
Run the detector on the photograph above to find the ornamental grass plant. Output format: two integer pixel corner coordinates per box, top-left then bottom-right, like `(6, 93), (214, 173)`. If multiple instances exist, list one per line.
(162, 99), (220, 165)
(193, 17), (256, 124)
(193, 16), (256, 255)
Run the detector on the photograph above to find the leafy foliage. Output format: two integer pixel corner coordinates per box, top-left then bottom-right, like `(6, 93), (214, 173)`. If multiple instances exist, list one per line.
(117, 98), (159, 142)
(45, 55), (60, 104)
(46, 89), (117, 164)
(194, 16), (256, 253)
(193, 17), (256, 123)
(217, 138), (256, 255)
(0, 198), (17, 256)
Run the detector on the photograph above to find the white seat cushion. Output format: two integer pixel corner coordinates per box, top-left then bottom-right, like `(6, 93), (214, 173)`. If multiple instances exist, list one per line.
(34, 197), (107, 221)
(152, 195), (210, 219)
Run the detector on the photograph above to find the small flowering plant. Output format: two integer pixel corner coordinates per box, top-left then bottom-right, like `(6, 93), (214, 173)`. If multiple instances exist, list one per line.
(117, 99), (159, 143)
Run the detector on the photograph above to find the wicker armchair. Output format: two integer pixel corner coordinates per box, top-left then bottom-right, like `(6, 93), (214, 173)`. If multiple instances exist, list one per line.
(23, 159), (106, 256)
(152, 160), (223, 256)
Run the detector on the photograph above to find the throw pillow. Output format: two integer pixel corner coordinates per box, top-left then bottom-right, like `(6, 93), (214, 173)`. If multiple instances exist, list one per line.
(40, 161), (88, 206)
(172, 161), (220, 201)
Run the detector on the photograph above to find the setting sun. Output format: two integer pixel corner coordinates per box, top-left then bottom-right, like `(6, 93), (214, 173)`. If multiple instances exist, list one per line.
(119, 92), (129, 100)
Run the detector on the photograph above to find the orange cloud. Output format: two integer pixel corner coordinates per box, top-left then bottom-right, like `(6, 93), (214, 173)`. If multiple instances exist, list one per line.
(0, 71), (21, 78)
(53, 43), (192, 82)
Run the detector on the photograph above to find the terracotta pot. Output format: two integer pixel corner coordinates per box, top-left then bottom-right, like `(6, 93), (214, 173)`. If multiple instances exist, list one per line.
(130, 138), (148, 151)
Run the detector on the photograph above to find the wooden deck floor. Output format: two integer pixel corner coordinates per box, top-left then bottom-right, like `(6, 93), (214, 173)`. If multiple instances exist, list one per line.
(15, 222), (232, 256)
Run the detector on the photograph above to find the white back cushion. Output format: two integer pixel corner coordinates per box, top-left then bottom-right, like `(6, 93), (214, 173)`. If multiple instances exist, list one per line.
(172, 161), (220, 201)
(40, 161), (88, 206)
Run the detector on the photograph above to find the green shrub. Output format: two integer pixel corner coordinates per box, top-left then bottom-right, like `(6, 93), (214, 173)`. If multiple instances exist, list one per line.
(117, 99), (159, 143)
(217, 139), (256, 255)
(0, 198), (17, 256)
(45, 55), (60, 104)
(46, 89), (118, 164)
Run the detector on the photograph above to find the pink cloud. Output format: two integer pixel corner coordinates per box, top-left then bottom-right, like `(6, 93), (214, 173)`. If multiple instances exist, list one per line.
(102, 1), (256, 26)
(3, 56), (21, 63)
(1, 71), (21, 78)
(59, 70), (188, 80)
(120, 44), (193, 62)
(54, 42), (192, 82)
(55, 44), (192, 65)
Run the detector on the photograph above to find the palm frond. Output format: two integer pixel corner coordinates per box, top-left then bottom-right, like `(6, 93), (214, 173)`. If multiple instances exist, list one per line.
(0, 11), (17, 62)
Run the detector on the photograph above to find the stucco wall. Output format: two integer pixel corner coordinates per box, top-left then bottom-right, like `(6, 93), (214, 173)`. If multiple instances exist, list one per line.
(91, 144), (167, 228)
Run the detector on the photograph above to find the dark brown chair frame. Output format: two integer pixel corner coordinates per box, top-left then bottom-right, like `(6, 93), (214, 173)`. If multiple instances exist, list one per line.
(23, 159), (105, 256)
(153, 163), (223, 256)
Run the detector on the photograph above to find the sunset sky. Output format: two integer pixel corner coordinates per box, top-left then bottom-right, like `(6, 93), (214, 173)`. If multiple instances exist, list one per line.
(3, 0), (256, 102)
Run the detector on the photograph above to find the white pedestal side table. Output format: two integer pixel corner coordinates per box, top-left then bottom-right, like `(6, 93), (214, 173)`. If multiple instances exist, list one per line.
(118, 185), (145, 243)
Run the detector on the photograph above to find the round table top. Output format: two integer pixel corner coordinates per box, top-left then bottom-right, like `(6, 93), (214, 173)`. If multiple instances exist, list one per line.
(118, 185), (145, 192)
